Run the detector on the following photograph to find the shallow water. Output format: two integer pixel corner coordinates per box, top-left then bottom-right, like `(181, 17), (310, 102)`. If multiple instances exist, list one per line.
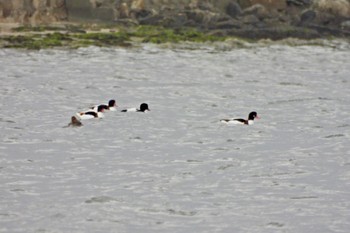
(0, 42), (350, 233)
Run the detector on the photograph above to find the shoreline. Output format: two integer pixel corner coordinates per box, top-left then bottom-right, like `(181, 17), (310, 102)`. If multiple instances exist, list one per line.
(1, 23), (349, 50)
(1, 0), (350, 50)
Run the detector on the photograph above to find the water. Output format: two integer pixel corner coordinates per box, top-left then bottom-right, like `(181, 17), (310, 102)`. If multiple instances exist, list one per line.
(0, 41), (350, 233)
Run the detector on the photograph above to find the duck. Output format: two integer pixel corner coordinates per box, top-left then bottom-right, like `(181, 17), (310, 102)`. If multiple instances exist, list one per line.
(91, 99), (117, 112)
(121, 103), (150, 112)
(68, 116), (83, 127)
(220, 111), (260, 125)
(76, 105), (107, 120)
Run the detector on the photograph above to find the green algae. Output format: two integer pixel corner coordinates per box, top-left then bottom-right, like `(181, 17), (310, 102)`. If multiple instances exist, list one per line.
(2, 25), (228, 49)
(3, 32), (72, 49)
(74, 32), (130, 46)
(13, 25), (86, 33)
(13, 25), (64, 32)
(131, 25), (225, 43)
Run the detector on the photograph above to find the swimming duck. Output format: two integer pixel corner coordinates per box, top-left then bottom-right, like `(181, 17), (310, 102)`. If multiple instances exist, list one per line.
(121, 103), (150, 112)
(68, 116), (83, 127)
(76, 105), (107, 120)
(220, 111), (260, 125)
(91, 99), (117, 111)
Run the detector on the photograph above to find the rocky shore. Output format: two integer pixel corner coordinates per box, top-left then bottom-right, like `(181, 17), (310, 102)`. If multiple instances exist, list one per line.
(0, 0), (349, 49)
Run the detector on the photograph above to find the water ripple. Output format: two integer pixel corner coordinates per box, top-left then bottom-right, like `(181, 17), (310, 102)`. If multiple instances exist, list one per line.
(0, 43), (349, 233)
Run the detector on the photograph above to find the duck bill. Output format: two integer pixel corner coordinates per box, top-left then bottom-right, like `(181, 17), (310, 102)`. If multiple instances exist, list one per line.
(256, 115), (260, 119)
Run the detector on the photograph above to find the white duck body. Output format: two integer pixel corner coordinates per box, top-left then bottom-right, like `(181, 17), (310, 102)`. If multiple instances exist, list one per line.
(121, 107), (138, 112)
(91, 99), (117, 112)
(76, 105), (106, 120)
(220, 118), (252, 125)
(121, 103), (150, 113)
(220, 112), (259, 125)
(76, 111), (104, 120)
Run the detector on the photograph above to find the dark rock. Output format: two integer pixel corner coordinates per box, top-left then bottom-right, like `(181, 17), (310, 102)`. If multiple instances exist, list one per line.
(185, 9), (225, 28)
(306, 24), (350, 37)
(227, 26), (320, 40)
(138, 9), (190, 28)
(238, 0), (286, 11)
(185, 10), (204, 24)
(312, 12), (346, 29)
(341, 20), (350, 31)
(114, 18), (139, 27)
(197, 1), (215, 11)
(300, 9), (316, 25)
(131, 9), (153, 19)
(226, 1), (242, 18)
(138, 14), (163, 25)
(242, 14), (260, 26)
(287, 0), (312, 7)
(243, 4), (265, 15)
(242, 4), (268, 20)
(167, 13), (189, 28)
(161, 13), (189, 28)
(215, 19), (242, 29)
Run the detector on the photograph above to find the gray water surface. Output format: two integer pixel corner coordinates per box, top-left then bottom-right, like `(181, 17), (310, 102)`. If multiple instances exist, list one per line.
(0, 42), (350, 233)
